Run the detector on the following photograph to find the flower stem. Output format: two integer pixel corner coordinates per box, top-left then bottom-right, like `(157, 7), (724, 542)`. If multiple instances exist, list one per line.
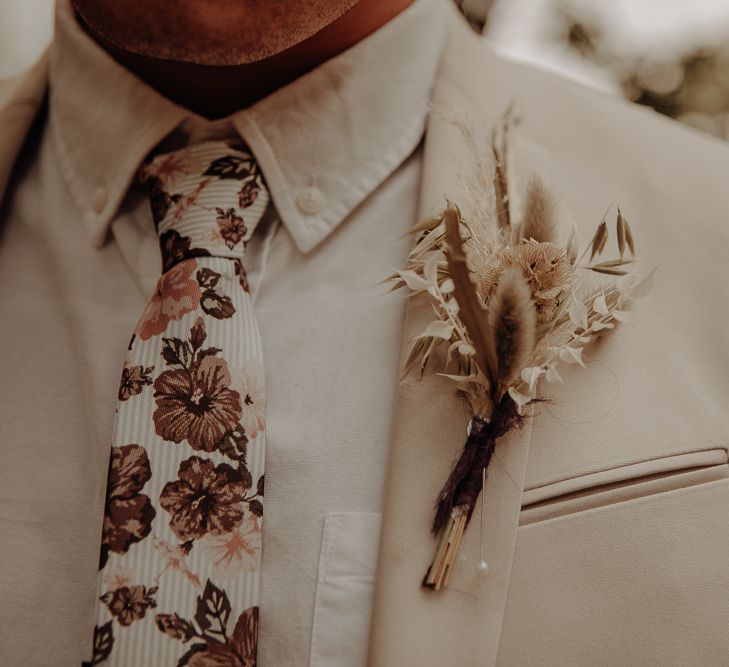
(424, 396), (521, 590)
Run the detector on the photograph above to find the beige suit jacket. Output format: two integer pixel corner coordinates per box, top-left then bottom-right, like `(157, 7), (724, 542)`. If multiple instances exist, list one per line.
(3, 7), (729, 665)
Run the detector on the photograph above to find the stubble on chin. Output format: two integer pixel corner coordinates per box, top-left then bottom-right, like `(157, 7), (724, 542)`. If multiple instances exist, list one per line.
(71, 0), (361, 65)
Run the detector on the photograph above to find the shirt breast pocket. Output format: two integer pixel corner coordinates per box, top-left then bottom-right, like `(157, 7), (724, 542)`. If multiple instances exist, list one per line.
(309, 512), (381, 667)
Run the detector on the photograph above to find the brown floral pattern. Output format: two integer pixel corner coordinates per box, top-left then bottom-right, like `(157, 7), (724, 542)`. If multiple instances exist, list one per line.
(142, 174), (173, 226)
(90, 141), (266, 665)
(234, 260), (250, 294)
(118, 364), (154, 401)
(202, 150), (263, 213)
(156, 581), (259, 667)
(197, 268), (236, 320)
(159, 229), (212, 273)
(238, 178), (261, 210)
(216, 207), (247, 250)
(137, 259), (202, 340)
(203, 154), (258, 181)
(100, 584), (158, 627)
(101, 445), (156, 569)
(145, 152), (190, 188)
(83, 622), (114, 666)
(159, 456), (248, 542)
(153, 319), (242, 451)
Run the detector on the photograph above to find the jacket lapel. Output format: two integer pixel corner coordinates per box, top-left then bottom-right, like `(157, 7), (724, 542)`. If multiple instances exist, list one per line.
(0, 51), (49, 207)
(368, 10), (533, 666)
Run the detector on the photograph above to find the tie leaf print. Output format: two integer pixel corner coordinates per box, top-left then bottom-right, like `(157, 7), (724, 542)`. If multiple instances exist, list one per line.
(157, 583), (259, 667)
(83, 622), (114, 666)
(203, 151), (264, 213)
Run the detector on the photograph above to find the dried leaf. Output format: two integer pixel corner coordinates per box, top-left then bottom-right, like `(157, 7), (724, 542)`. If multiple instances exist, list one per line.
(589, 221), (608, 261)
(396, 270), (429, 292)
(545, 365), (563, 384)
(424, 253), (439, 287)
(568, 295), (588, 329)
(590, 266), (628, 276)
(446, 339), (475, 365)
(416, 320), (454, 341)
(521, 366), (545, 394)
(592, 294), (609, 316)
(408, 215), (444, 237)
(624, 217), (636, 256)
(508, 386), (532, 414)
(631, 267), (657, 299)
(592, 259), (634, 268)
(617, 209), (626, 260)
(444, 208), (498, 394)
(591, 321), (614, 332)
(559, 346), (585, 367)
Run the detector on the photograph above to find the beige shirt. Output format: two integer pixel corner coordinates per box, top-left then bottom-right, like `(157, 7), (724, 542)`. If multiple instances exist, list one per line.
(0, 1), (448, 665)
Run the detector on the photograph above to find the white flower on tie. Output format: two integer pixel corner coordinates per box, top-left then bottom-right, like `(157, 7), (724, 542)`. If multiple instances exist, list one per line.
(232, 362), (267, 440)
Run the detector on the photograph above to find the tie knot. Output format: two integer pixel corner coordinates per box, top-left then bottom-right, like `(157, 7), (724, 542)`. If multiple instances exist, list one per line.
(140, 140), (269, 271)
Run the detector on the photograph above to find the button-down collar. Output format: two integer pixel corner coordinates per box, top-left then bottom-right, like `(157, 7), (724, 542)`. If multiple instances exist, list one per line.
(49, 0), (449, 252)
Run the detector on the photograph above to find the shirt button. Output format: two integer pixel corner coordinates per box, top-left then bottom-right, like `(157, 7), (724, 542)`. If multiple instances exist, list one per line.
(91, 185), (108, 214)
(296, 186), (325, 215)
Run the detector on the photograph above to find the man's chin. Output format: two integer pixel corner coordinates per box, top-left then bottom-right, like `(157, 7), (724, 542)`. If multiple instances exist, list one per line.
(102, 41), (291, 67)
(71, 0), (362, 67)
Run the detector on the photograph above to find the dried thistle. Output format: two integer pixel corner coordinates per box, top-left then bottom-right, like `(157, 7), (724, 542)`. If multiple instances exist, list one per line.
(479, 241), (572, 325)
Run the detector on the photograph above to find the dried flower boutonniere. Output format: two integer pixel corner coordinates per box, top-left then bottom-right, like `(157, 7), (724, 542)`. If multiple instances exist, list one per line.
(389, 113), (654, 591)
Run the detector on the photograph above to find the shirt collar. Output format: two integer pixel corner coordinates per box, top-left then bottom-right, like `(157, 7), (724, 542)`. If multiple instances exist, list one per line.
(49, 0), (449, 251)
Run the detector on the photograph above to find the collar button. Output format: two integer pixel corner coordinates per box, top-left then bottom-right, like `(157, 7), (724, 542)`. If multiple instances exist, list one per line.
(296, 186), (325, 215)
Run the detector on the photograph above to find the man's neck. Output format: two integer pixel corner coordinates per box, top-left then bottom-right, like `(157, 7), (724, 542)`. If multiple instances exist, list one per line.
(81, 0), (415, 119)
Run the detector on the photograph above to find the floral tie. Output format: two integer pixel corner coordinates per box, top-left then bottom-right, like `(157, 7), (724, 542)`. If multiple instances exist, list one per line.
(85, 140), (267, 666)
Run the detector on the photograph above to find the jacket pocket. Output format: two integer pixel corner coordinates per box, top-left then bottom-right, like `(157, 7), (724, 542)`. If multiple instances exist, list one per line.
(309, 512), (381, 667)
(520, 447), (729, 525)
(502, 476), (729, 665)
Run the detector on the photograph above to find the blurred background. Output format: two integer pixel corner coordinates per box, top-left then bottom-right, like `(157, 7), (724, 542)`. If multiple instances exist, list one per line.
(4, 0), (729, 139)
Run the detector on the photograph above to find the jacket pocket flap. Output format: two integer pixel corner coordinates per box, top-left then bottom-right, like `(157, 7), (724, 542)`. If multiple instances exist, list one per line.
(521, 448), (728, 525)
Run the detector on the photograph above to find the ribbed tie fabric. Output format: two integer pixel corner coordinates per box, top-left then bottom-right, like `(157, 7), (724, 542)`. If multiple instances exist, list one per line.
(84, 140), (268, 667)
